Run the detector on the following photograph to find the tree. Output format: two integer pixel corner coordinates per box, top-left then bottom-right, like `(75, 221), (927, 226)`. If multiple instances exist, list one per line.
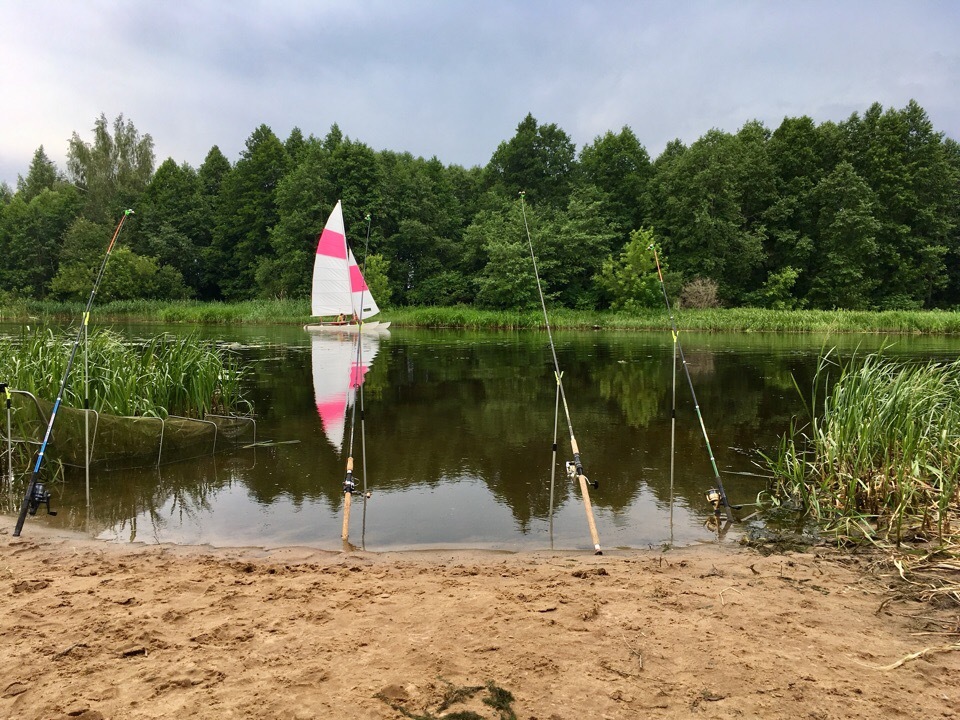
(194, 146), (232, 299)
(50, 245), (189, 302)
(211, 124), (288, 299)
(486, 113), (577, 209)
(805, 162), (881, 309)
(646, 128), (766, 304)
(596, 228), (663, 311)
(133, 158), (206, 295)
(535, 186), (620, 309)
(16, 146), (61, 202)
(376, 152), (464, 305)
(468, 206), (538, 310)
(579, 126), (651, 237)
(66, 113), (155, 223)
(843, 101), (956, 308)
(0, 186), (82, 297)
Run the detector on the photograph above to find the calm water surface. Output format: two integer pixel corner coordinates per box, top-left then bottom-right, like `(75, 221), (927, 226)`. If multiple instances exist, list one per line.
(5, 324), (959, 552)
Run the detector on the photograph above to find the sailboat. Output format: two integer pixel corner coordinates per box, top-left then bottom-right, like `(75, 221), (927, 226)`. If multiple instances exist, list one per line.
(311, 331), (385, 452)
(304, 200), (390, 333)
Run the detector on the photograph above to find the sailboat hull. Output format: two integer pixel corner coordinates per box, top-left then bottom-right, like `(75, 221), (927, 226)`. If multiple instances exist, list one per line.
(304, 321), (391, 334)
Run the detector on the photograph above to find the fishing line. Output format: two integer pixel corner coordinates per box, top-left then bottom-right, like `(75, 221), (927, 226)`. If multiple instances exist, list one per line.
(342, 212), (374, 545)
(13, 210), (134, 537)
(519, 192), (602, 554)
(669, 324), (677, 544)
(648, 243), (736, 523)
(548, 371), (561, 549)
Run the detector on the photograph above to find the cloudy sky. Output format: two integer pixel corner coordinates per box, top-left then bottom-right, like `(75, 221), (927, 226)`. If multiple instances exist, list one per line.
(1, 0), (957, 187)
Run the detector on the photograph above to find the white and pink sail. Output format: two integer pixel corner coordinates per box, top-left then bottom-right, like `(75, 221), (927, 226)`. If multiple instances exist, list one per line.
(310, 200), (381, 321)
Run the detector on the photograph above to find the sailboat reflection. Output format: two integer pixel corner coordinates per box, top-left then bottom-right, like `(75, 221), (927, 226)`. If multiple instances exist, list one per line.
(311, 328), (388, 550)
(310, 330), (387, 453)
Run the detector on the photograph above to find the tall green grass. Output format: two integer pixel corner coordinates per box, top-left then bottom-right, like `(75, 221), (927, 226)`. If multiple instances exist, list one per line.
(0, 328), (248, 418)
(763, 350), (960, 544)
(5, 300), (960, 333)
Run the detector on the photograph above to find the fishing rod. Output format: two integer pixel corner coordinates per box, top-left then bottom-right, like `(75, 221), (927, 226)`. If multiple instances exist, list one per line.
(2, 383), (12, 484)
(648, 243), (736, 523)
(13, 209), (134, 537)
(341, 212), (374, 545)
(519, 192), (602, 554)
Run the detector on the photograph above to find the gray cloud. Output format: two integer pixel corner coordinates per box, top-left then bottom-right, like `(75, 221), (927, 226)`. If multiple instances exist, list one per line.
(1, 0), (957, 187)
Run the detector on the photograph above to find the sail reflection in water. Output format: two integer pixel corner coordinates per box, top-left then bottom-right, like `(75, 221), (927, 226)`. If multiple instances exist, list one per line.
(311, 329), (387, 453)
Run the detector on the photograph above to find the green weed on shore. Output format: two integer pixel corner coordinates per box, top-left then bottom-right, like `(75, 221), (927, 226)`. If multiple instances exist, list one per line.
(763, 350), (960, 546)
(4, 300), (960, 333)
(0, 328), (248, 418)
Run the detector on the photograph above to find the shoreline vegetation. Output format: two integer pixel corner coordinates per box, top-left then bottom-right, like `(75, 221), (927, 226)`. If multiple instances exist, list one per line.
(0, 328), (247, 418)
(4, 299), (960, 333)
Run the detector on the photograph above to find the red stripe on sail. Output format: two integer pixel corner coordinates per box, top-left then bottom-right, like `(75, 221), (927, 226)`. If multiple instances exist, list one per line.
(316, 399), (347, 430)
(316, 229), (347, 259)
(349, 363), (369, 387)
(349, 264), (368, 292)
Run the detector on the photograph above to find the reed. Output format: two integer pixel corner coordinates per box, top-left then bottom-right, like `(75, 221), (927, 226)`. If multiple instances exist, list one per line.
(5, 300), (960, 333)
(0, 328), (248, 418)
(763, 350), (960, 545)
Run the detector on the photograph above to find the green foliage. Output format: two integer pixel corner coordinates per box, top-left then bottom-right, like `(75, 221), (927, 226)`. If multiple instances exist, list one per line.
(16, 146), (62, 201)
(538, 186), (620, 309)
(596, 228), (663, 311)
(743, 266), (802, 310)
(579, 126), (651, 236)
(50, 246), (190, 302)
(4, 100), (958, 314)
(806, 161), (881, 309)
(362, 253), (392, 308)
(0, 185), (82, 297)
(267, 128), (382, 300)
(486, 113), (576, 208)
(375, 679), (516, 720)
(212, 124), (289, 300)
(66, 113), (154, 223)
(468, 207), (538, 310)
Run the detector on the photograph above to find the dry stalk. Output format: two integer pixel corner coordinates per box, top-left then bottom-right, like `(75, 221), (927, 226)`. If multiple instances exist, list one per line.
(858, 643), (960, 671)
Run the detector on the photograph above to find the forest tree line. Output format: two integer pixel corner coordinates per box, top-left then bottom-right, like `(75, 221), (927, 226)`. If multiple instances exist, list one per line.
(1, 100), (958, 311)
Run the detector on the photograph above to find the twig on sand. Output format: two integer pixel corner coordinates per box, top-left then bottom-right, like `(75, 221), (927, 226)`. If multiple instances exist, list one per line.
(719, 587), (742, 606)
(858, 643), (960, 671)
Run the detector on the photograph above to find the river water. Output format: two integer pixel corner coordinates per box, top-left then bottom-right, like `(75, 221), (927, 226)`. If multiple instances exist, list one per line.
(5, 324), (959, 552)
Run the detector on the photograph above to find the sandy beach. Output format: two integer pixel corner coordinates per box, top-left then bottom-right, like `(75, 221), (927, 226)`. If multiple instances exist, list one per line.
(2, 517), (957, 720)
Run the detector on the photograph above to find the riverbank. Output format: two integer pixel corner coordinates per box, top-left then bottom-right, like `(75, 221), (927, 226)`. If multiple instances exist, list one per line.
(2, 519), (957, 719)
(4, 299), (960, 333)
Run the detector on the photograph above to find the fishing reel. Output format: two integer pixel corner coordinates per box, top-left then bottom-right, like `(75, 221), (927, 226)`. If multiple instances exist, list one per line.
(565, 461), (599, 489)
(705, 488), (723, 514)
(28, 482), (57, 517)
(705, 487), (744, 516)
(342, 477), (371, 499)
